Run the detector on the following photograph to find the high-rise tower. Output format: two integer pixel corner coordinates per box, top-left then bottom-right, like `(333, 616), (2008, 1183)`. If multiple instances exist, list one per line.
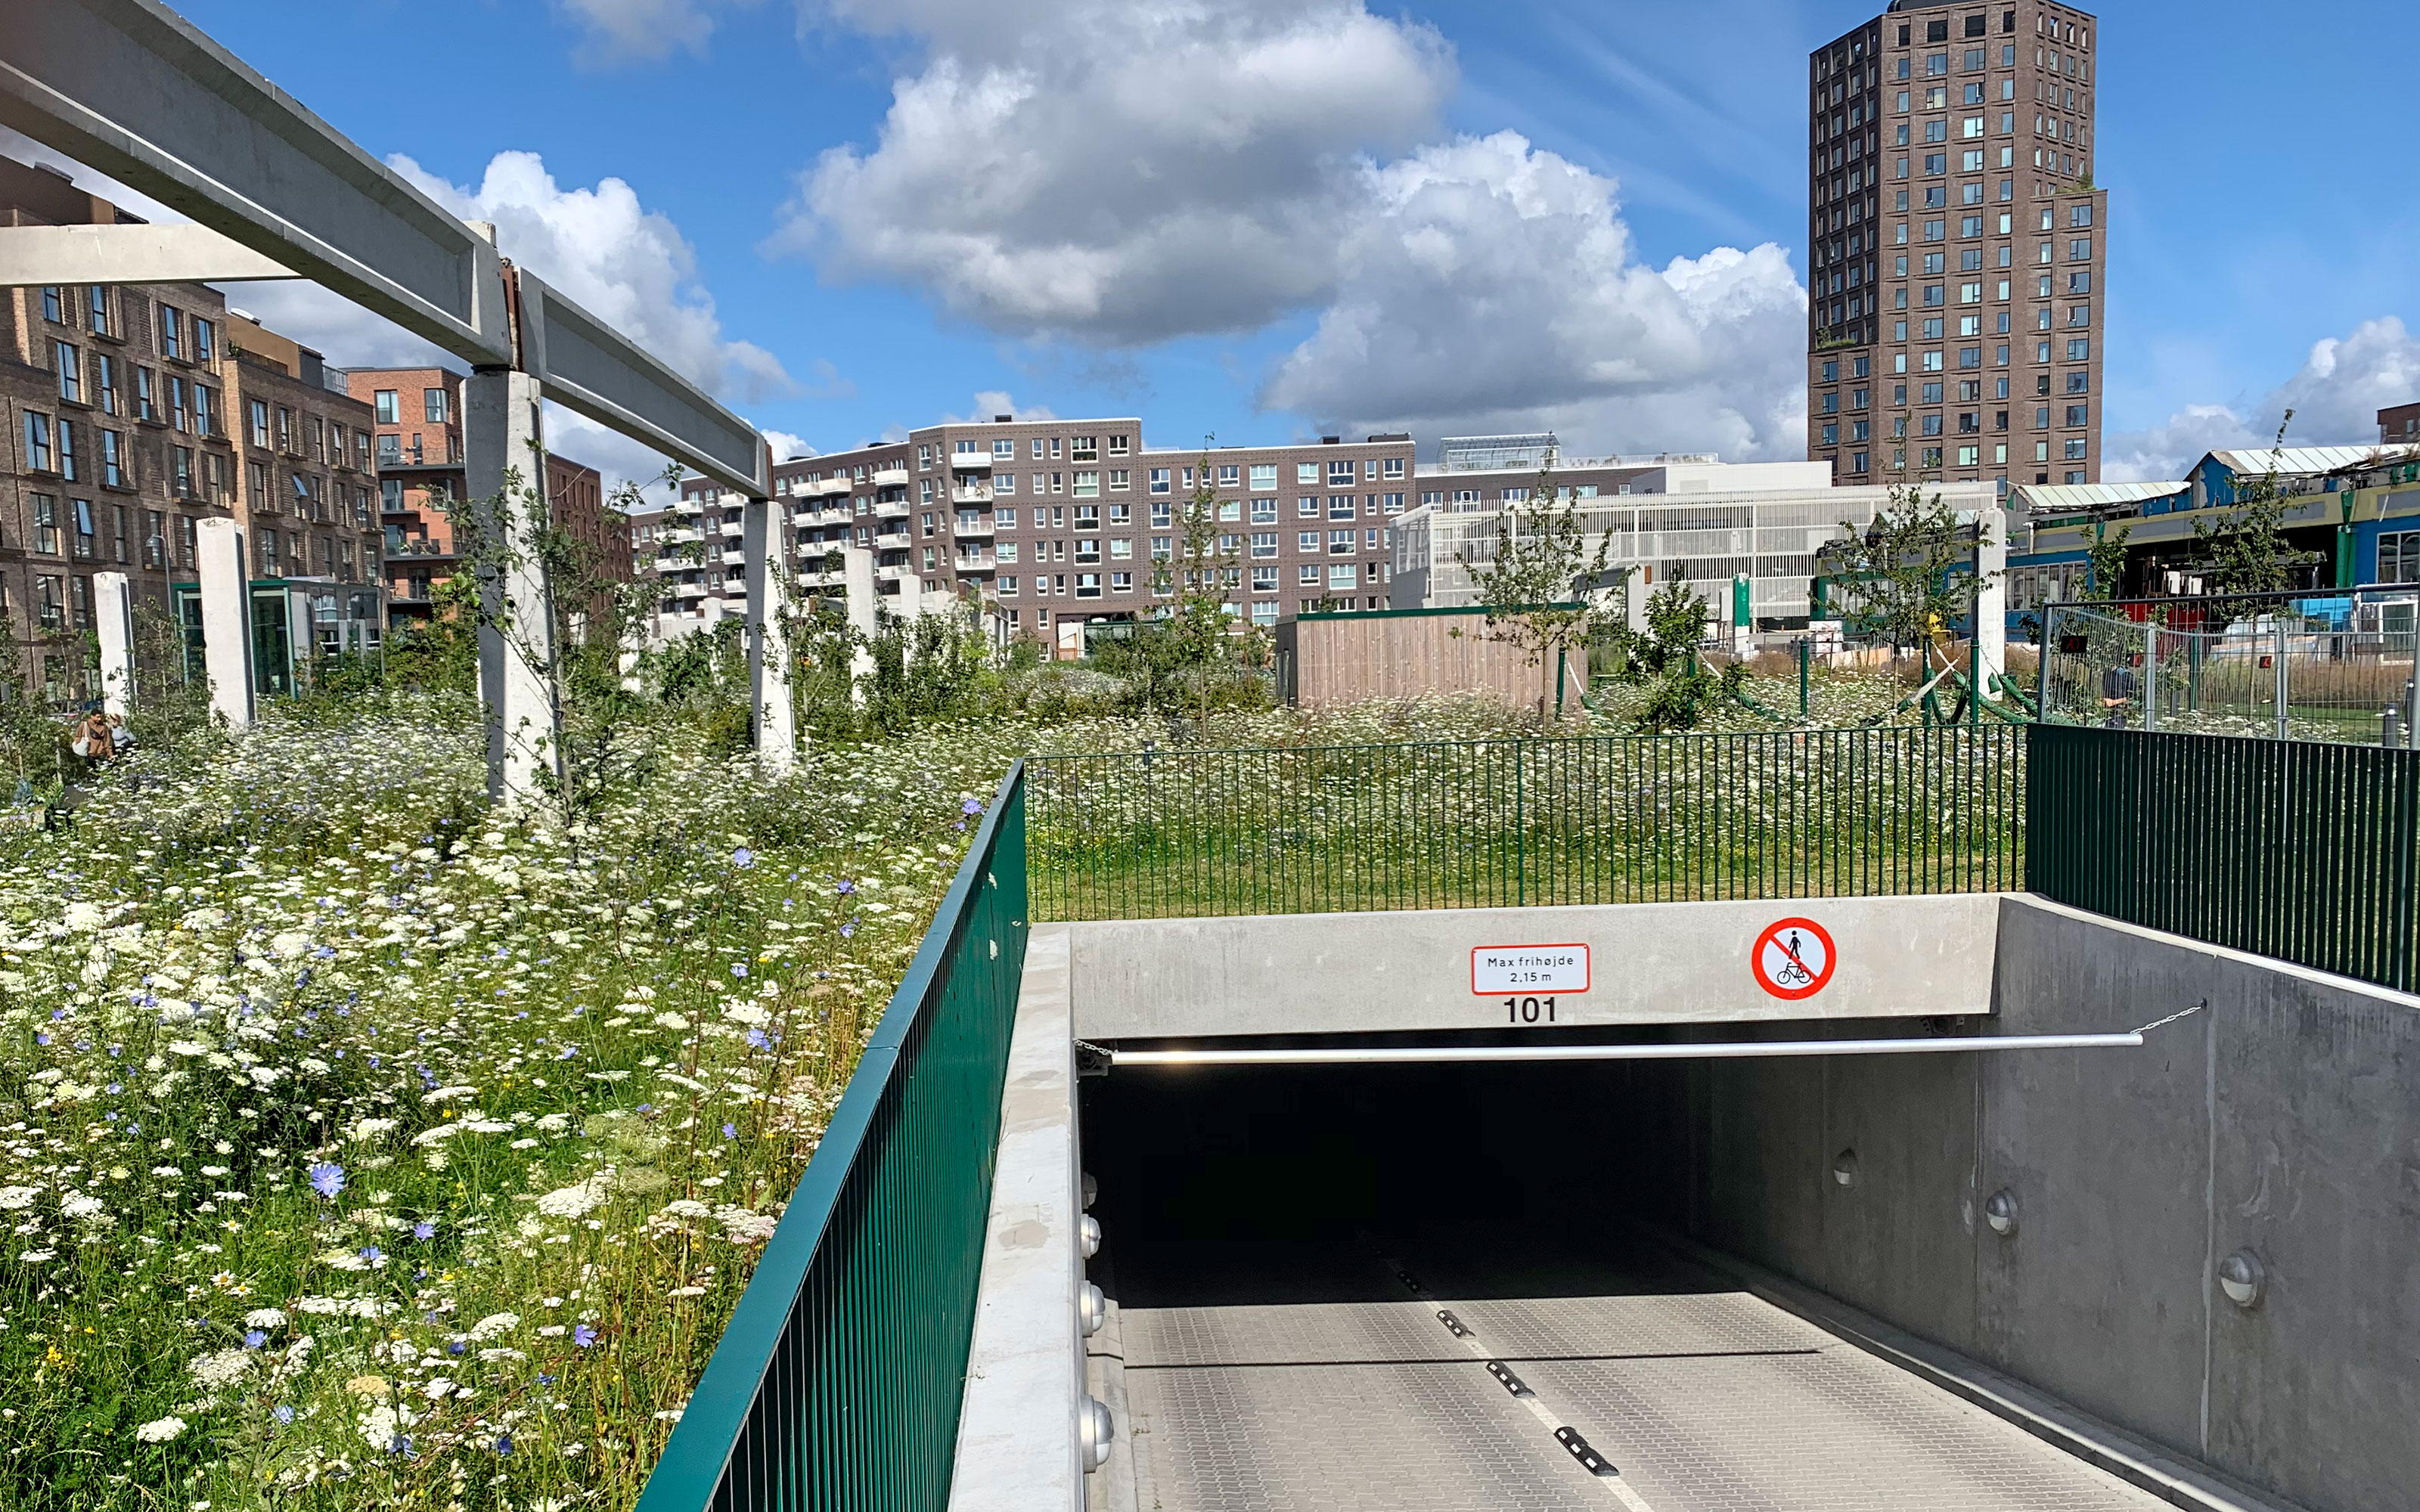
(1806, 2), (2106, 494)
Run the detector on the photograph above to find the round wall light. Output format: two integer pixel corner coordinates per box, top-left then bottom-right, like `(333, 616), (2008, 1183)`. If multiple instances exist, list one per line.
(1984, 1189), (2018, 1237)
(2218, 1250), (2265, 1309)
(1832, 1149), (1860, 1188)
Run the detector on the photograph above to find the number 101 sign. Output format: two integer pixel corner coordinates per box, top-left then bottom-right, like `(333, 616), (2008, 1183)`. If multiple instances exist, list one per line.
(1471, 943), (1590, 995)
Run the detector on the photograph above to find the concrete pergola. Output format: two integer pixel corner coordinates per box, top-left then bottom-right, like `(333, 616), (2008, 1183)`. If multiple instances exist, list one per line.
(0, 0), (798, 792)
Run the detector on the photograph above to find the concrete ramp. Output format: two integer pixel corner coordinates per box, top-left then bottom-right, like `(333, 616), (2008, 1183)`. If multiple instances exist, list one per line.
(1071, 894), (2003, 1040)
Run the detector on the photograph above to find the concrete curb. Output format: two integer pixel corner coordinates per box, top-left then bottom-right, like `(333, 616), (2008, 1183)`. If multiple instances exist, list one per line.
(1648, 1226), (2313, 1512)
(1084, 1297), (1137, 1512)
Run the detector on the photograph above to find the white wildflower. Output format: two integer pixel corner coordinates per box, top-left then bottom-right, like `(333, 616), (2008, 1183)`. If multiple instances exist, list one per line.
(467, 1312), (519, 1340)
(190, 1348), (253, 1389)
(0, 1186), (38, 1210)
(534, 1178), (610, 1220)
(243, 1308), (287, 1329)
(135, 1415), (188, 1443)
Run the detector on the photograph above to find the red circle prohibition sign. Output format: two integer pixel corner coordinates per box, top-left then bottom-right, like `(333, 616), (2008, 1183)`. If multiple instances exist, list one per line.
(1752, 917), (1837, 1000)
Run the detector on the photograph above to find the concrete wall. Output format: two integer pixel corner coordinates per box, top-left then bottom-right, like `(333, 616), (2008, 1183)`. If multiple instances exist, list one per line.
(1683, 894), (2420, 1512)
(1069, 894), (2003, 1040)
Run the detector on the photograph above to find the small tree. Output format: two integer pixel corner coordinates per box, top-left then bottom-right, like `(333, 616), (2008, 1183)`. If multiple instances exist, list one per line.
(1627, 570), (1739, 732)
(1820, 484), (1990, 655)
(1458, 450), (1616, 693)
(2080, 516), (2133, 602)
(2191, 413), (2322, 593)
(1119, 439), (1267, 729)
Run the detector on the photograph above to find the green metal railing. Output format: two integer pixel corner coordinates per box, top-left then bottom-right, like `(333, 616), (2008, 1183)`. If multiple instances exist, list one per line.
(2028, 723), (2420, 993)
(634, 762), (1029, 1512)
(1028, 728), (2024, 920)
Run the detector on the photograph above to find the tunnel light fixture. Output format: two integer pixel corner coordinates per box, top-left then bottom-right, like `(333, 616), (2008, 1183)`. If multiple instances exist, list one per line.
(1986, 1189), (2019, 1236)
(2219, 1250), (2265, 1308)
(1832, 1150), (1860, 1187)
(1105, 1032), (2145, 1069)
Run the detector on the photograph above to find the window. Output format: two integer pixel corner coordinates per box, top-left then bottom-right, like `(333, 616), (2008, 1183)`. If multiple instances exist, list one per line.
(30, 495), (59, 555)
(2068, 270), (2091, 294)
(1298, 531), (1321, 553)
(1250, 531), (1277, 558)
(194, 385), (214, 437)
(2071, 203), (2093, 228)
(372, 389), (401, 426)
(2067, 338), (2091, 362)
(1328, 563), (1357, 590)
(1328, 529), (1355, 555)
(1072, 471), (1100, 498)
(424, 387), (449, 424)
(23, 412), (52, 472)
(1329, 496), (1357, 520)
(2068, 304), (2092, 328)
(2065, 438), (2090, 461)
(41, 287), (66, 324)
(2066, 373), (2090, 395)
(1150, 501), (1173, 529)
(249, 400), (269, 448)
(56, 420), (77, 482)
(1075, 573), (1101, 599)
(1382, 492), (1405, 513)
(193, 318), (214, 364)
(160, 304), (182, 360)
(169, 376), (188, 432)
(55, 342), (81, 404)
(2378, 531), (2420, 584)
(101, 429), (125, 488)
(71, 497), (97, 559)
(1073, 539), (1100, 565)
(2069, 237), (2093, 261)
(1958, 445), (1981, 467)
(2065, 404), (2090, 427)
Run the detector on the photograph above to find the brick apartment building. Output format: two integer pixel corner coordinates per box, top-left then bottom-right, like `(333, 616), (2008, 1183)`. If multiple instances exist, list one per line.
(1805, 1), (2107, 494)
(341, 367), (628, 621)
(667, 416), (1413, 639)
(2382, 402), (2420, 448)
(2, 154), (385, 699)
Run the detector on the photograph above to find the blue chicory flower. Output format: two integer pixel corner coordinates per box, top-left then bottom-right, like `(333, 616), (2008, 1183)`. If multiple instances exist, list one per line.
(307, 1163), (346, 1200)
(573, 1325), (599, 1348)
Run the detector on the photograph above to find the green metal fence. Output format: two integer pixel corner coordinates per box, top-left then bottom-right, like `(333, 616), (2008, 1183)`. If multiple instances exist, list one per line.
(1028, 727), (2024, 920)
(634, 762), (1030, 1512)
(2028, 723), (2420, 993)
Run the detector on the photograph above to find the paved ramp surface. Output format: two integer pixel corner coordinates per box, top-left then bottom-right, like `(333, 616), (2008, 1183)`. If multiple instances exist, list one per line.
(1114, 1235), (2170, 1512)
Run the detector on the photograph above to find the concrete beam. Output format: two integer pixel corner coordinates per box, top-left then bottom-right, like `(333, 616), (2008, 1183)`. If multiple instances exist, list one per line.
(0, 222), (297, 286)
(841, 544), (877, 702)
(741, 494), (796, 773)
(949, 925), (1087, 1512)
(1069, 894), (2006, 1040)
(91, 570), (133, 717)
(193, 518), (251, 729)
(1976, 504), (2008, 693)
(464, 367), (558, 803)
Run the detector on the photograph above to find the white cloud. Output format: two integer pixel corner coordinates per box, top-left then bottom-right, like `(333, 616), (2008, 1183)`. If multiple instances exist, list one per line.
(771, 0), (1454, 344)
(761, 429), (817, 462)
(391, 150), (791, 404)
(943, 390), (1054, 425)
(2105, 317), (2420, 481)
(1261, 133), (1807, 460)
(553, 0), (761, 64)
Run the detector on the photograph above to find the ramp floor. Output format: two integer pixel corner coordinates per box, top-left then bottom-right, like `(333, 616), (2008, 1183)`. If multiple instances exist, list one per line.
(1114, 1233), (2172, 1512)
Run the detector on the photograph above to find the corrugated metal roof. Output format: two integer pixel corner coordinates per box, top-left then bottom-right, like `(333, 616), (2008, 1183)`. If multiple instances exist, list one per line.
(2208, 444), (2420, 476)
(2015, 482), (2181, 513)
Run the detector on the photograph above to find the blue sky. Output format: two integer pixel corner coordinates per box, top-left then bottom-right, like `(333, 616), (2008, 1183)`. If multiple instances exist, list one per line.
(114, 0), (2420, 481)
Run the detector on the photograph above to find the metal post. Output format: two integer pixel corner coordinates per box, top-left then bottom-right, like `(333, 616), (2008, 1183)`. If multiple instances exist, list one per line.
(2142, 623), (2158, 733)
(464, 367), (557, 802)
(92, 571), (135, 717)
(1798, 634), (1811, 719)
(743, 493), (796, 772)
(841, 544), (878, 703)
(194, 517), (253, 730)
(2274, 621), (2289, 740)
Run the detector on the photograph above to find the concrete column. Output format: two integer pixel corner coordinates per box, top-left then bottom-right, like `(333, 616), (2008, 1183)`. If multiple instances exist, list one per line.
(464, 367), (557, 804)
(194, 517), (253, 730)
(841, 544), (878, 701)
(1975, 504), (2009, 698)
(92, 571), (135, 717)
(743, 495), (796, 772)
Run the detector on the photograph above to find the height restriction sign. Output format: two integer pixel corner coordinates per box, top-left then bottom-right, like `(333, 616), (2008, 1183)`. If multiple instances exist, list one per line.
(1752, 917), (1835, 1000)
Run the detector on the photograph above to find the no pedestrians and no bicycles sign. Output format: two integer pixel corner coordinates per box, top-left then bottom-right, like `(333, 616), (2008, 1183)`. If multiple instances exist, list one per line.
(1751, 917), (1835, 1001)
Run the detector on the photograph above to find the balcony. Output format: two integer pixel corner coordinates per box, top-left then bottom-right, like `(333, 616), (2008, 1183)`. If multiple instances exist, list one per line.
(793, 566), (843, 590)
(672, 578), (708, 599)
(720, 548), (746, 566)
(948, 451), (993, 472)
(870, 466), (909, 487)
(953, 514), (995, 537)
(873, 496), (911, 520)
(955, 556), (997, 575)
(662, 527), (703, 545)
(386, 537), (458, 560)
(952, 484), (991, 505)
(876, 563), (911, 584)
